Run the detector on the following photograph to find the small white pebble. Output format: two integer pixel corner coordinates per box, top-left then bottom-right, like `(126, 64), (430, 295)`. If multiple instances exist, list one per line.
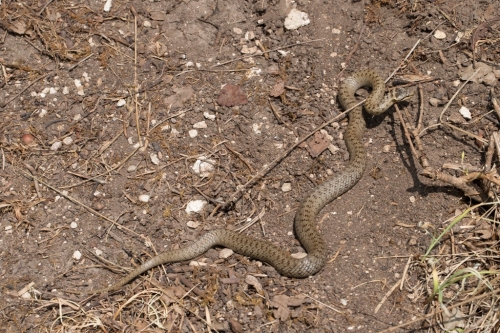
(340, 299), (348, 306)
(117, 99), (126, 107)
(143, 20), (152, 28)
(38, 109), (47, 117)
(95, 248), (103, 256)
(459, 106), (471, 120)
(252, 123), (262, 134)
(186, 199), (207, 213)
(21, 292), (31, 299)
(187, 220), (201, 229)
(74, 79), (84, 96)
(138, 194), (150, 203)
(62, 137), (73, 145)
(72, 250), (82, 260)
(49, 87), (57, 94)
(62, 86), (69, 94)
(193, 121), (207, 129)
(127, 165), (137, 172)
(281, 183), (292, 192)
(233, 27), (243, 34)
(203, 111), (216, 120)
(219, 248), (234, 259)
(245, 31), (255, 40)
(70, 221), (78, 228)
(383, 145), (391, 153)
(73, 114), (81, 121)
(409, 196), (416, 203)
(189, 129), (198, 138)
(150, 153), (160, 165)
(434, 30), (446, 39)
(50, 141), (62, 151)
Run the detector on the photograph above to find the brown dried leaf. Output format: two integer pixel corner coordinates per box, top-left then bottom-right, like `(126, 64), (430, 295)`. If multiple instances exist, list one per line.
(163, 85), (194, 109)
(269, 80), (285, 97)
(305, 130), (332, 157)
(216, 84), (248, 107)
(269, 294), (290, 321)
(10, 20), (28, 35)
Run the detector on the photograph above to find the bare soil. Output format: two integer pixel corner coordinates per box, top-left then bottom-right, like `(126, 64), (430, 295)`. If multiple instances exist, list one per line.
(1, 0), (499, 332)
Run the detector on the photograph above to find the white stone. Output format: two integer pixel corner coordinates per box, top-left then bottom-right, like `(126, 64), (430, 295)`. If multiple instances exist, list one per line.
(62, 86), (69, 94)
(459, 106), (471, 120)
(70, 221), (78, 228)
(252, 123), (262, 134)
(95, 248), (103, 256)
(434, 30), (446, 40)
(103, 0), (112, 12)
(62, 137), (73, 145)
(143, 20), (152, 28)
(193, 121), (207, 129)
(203, 111), (216, 120)
(192, 157), (215, 177)
(50, 141), (62, 151)
(74, 79), (84, 96)
(189, 129), (198, 138)
(245, 31), (255, 40)
(186, 199), (207, 213)
(284, 9), (310, 30)
(38, 109), (47, 117)
(150, 153), (160, 165)
(219, 248), (234, 259)
(72, 250), (82, 260)
(127, 165), (137, 172)
(281, 183), (292, 192)
(138, 194), (150, 203)
(187, 220), (201, 229)
(409, 196), (416, 203)
(117, 99), (126, 107)
(233, 27), (243, 34)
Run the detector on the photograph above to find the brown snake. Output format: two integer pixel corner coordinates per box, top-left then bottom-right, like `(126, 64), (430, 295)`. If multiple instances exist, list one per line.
(82, 70), (412, 294)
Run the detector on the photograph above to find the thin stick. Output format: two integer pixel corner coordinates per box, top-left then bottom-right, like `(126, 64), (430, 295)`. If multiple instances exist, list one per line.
(374, 278), (402, 314)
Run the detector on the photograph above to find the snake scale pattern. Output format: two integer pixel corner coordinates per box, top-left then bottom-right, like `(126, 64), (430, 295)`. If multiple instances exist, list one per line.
(86, 70), (412, 294)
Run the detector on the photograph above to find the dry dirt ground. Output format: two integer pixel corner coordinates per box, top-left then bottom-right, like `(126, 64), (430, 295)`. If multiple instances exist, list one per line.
(1, 0), (500, 332)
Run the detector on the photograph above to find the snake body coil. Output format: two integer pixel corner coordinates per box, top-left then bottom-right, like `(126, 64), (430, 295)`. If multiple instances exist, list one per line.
(87, 70), (411, 293)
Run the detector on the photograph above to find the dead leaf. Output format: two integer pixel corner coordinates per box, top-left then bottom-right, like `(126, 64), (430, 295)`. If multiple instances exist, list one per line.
(10, 20), (28, 35)
(305, 130), (332, 157)
(270, 80), (285, 97)
(216, 84), (248, 107)
(287, 294), (308, 307)
(442, 307), (466, 330)
(245, 275), (263, 294)
(163, 85), (194, 109)
(269, 294), (290, 321)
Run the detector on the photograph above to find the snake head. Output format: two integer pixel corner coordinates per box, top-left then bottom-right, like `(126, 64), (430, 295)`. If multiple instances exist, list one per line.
(393, 87), (414, 103)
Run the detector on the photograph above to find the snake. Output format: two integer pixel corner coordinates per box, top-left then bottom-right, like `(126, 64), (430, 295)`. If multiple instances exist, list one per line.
(82, 70), (412, 294)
